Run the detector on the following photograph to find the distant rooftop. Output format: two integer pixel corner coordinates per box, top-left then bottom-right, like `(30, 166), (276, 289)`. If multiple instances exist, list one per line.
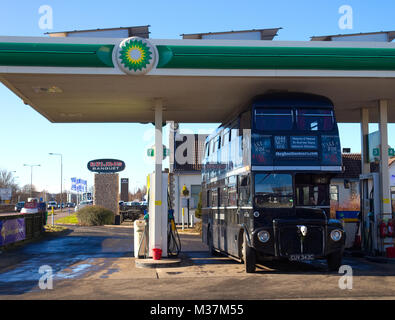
(311, 30), (395, 42)
(334, 153), (395, 180)
(181, 27), (282, 40)
(46, 25), (150, 38)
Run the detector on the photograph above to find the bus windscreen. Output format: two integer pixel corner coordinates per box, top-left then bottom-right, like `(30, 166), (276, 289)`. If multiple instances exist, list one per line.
(254, 173), (293, 208)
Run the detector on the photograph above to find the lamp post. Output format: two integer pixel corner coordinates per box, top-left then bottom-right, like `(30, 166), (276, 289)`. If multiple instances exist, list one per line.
(13, 175), (19, 203)
(23, 164), (41, 197)
(49, 153), (63, 213)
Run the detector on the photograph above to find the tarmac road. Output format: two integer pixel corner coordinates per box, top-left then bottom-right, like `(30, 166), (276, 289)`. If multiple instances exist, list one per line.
(1, 224), (395, 300)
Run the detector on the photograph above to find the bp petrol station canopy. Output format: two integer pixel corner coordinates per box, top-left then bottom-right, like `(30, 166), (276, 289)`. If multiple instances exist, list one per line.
(1, 35), (395, 124)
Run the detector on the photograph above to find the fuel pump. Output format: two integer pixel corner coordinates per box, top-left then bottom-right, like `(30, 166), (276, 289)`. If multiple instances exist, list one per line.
(136, 172), (181, 259)
(387, 219), (394, 237)
(360, 173), (381, 255)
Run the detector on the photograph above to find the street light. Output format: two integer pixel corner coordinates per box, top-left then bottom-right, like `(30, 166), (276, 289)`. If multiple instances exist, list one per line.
(49, 153), (63, 213)
(23, 164), (41, 197)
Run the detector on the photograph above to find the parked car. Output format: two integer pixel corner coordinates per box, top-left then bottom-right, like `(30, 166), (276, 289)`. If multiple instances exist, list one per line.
(66, 202), (75, 208)
(47, 201), (57, 210)
(74, 200), (93, 212)
(119, 201), (127, 211)
(14, 201), (25, 212)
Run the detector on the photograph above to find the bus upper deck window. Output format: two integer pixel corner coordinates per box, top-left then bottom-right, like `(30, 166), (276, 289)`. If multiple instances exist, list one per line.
(254, 108), (293, 131)
(296, 109), (334, 131)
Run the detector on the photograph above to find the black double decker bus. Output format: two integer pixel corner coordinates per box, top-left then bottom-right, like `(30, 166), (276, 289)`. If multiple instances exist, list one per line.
(201, 92), (345, 273)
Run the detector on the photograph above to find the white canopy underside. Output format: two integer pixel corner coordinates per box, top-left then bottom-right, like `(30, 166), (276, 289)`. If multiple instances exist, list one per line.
(1, 72), (395, 124)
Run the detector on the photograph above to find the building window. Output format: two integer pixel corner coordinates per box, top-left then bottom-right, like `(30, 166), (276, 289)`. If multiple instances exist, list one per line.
(330, 185), (339, 202)
(190, 185), (201, 209)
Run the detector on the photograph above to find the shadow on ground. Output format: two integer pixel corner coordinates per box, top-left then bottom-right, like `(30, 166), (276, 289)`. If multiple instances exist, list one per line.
(0, 226), (133, 295)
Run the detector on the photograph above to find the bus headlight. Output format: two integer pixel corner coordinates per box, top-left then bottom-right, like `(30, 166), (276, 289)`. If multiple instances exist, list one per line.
(330, 229), (343, 242)
(257, 230), (270, 243)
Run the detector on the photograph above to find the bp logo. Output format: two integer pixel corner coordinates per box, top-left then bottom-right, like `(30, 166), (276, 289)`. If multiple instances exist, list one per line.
(116, 37), (157, 75)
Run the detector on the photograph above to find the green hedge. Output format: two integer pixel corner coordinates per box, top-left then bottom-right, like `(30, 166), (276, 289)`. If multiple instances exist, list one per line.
(195, 191), (202, 219)
(76, 205), (114, 226)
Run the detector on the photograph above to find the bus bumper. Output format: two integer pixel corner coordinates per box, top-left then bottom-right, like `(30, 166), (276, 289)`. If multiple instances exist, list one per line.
(251, 219), (345, 260)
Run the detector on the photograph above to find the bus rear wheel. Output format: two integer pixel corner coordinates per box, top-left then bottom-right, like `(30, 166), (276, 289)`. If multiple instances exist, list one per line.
(242, 233), (256, 273)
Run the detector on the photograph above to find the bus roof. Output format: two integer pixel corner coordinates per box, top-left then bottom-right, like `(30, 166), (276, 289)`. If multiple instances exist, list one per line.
(252, 92), (334, 108)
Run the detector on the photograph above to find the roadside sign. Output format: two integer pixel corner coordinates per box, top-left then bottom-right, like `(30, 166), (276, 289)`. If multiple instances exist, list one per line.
(371, 147), (394, 158)
(87, 159), (125, 173)
(147, 145), (170, 159)
(0, 188), (12, 201)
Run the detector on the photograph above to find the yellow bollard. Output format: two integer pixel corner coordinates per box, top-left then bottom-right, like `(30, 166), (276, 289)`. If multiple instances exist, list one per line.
(182, 207), (185, 230)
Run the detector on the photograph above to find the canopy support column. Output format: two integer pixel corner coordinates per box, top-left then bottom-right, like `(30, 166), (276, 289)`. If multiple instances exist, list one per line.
(148, 98), (168, 257)
(154, 99), (163, 215)
(360, 108), (370, 174)
(378, 100), (392, 220)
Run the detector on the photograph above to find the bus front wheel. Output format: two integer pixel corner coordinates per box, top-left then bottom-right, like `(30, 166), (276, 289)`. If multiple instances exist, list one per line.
(326, 250), (343, 271)
(242, 233), (256, 273)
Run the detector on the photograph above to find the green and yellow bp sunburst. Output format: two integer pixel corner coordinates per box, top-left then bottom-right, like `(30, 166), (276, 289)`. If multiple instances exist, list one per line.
(119, 39), (153, 72)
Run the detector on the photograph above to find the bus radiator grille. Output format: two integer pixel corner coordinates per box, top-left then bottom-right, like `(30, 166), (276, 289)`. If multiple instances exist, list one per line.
(278, 225), (324, 256)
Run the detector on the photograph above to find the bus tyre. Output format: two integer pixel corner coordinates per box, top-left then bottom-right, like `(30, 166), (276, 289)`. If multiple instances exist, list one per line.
(326, 251), (343, 271)
(242, 233), (256, 273)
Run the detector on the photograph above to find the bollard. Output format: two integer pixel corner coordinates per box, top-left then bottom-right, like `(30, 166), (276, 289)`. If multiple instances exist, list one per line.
(182, 207), (185, 230)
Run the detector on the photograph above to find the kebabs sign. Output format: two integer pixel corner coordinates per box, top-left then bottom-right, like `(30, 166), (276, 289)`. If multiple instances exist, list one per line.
(87, 159), (125, 173)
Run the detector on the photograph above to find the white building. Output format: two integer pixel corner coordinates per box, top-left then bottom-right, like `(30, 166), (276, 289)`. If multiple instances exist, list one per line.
(169, 125), (207, 224)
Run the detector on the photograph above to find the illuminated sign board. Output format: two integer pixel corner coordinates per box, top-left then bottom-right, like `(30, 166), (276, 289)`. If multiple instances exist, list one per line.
(87, 159), (125, 173)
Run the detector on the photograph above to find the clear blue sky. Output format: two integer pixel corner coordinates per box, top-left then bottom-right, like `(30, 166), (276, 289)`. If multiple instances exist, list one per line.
(0, 0), (394, 194)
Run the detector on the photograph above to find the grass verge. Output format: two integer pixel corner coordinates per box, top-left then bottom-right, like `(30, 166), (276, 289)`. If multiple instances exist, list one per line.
(44, 225), (69, 233)
(55, 213), (79, 225)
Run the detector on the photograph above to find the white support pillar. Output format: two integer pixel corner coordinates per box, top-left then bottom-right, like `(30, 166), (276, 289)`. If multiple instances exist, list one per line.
(360, 108), (370, 174)
(378, 100), (392, 219)
(154, 99), (163, 212)
(148, 98), (168, 257)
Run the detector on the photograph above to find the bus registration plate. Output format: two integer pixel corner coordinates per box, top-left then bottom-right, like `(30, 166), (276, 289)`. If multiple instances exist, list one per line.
(289, 254), (314, 261)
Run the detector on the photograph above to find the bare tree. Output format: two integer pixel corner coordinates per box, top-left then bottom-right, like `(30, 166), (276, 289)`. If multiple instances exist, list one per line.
(129, 186), (147, 201)
(0, 169), (17, 189)
(0, 169), (20, 202)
